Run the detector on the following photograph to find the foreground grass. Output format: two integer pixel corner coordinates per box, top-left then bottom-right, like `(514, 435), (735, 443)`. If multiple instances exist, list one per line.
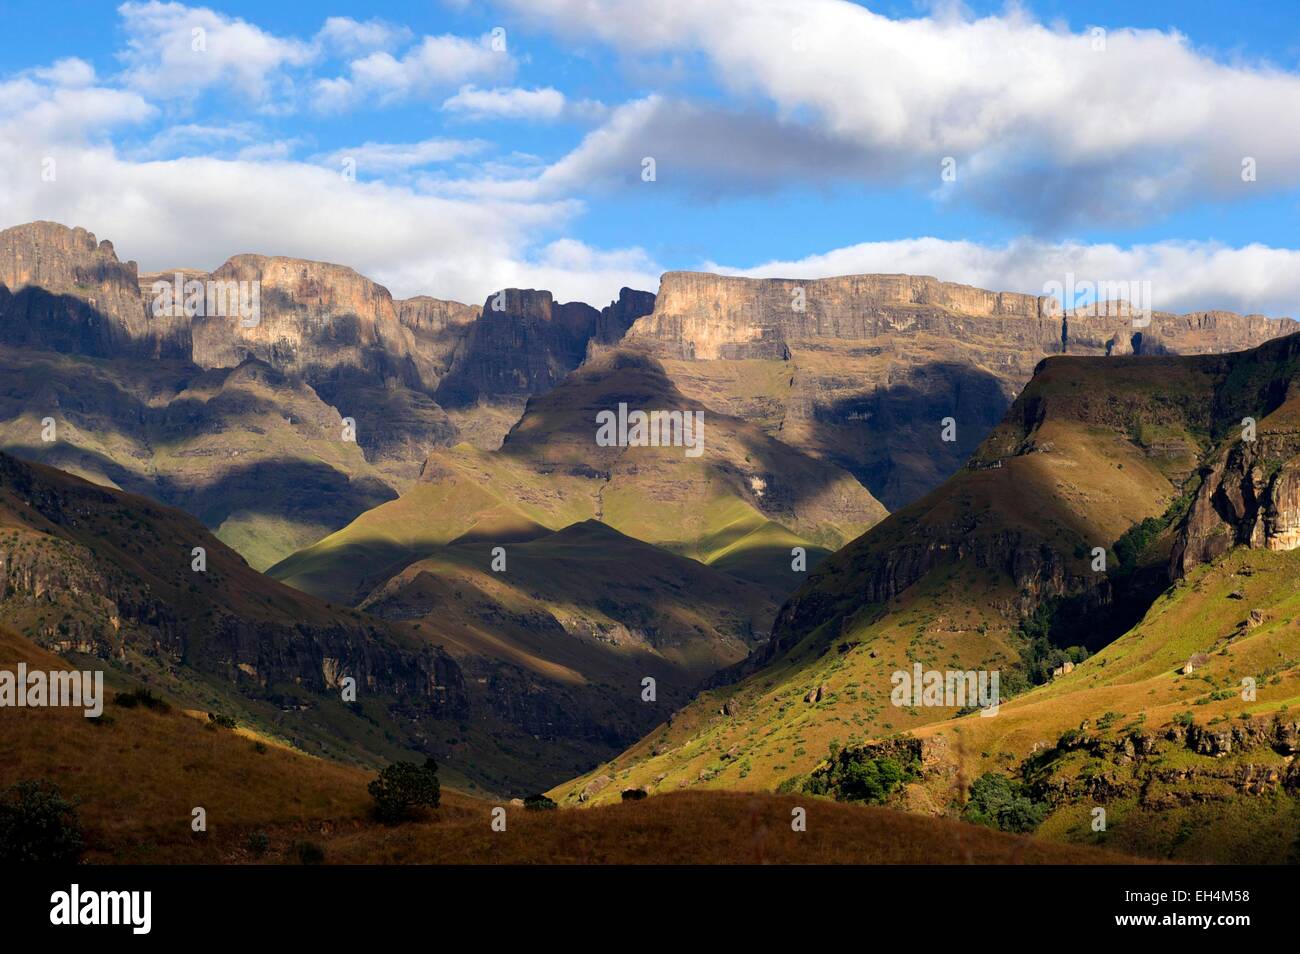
(322, 790), (1137, 865)
(1, 629), (1133, 865)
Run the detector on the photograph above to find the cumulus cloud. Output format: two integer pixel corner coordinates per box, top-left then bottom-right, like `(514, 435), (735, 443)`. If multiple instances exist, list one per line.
(316, 138), (487, 173)
(315, 33), (514, 111)
(499, 0), (1300, 226)
(707, 237), (1300, 319)
(535, 95), (880, 196)
(442, 85), (567, 121)
(314, 16), (411, 56)
(115, 1), (315, 103)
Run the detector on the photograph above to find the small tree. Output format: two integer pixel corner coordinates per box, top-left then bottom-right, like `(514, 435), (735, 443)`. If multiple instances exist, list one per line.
(0, 780), (86, 863)
(368, 758), (441, 823)
(963, 772), (1048, 834)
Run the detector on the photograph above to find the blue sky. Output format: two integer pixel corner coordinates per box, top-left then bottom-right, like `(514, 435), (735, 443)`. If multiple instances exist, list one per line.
(1, 1), (1298, 316)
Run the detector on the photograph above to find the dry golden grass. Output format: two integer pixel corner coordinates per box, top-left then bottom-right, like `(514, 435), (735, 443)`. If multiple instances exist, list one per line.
(323, 790), (1138, 865)
(1, 626), (1137, 865)
(0, 628), (371, 863)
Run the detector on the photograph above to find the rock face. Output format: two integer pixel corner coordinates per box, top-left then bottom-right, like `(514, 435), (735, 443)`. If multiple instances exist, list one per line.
(593, 287), (657, 348)
(396, 295), (481, 376)
(0, 222), (189, 358)
(1171, 334), (1300, 573)
(634, 271), (1058, 360)
(434, 288), (604, 408)
(625, 271), (1297, 508)
(193, 254), (439, 401)
(0, 222), (653, 565)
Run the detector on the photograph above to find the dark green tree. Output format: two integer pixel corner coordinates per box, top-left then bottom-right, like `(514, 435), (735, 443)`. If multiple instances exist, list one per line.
(368, 758), (441, 823)
(0, 780), (86, 863)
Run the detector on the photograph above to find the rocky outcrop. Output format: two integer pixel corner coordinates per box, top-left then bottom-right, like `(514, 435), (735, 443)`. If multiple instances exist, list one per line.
(1023, 717), (1300, 809)
(630, 271), (1059, 360)
(632, 271), (1295, 362)
(624, 271), (1297, 508)
(192, 254), (438, 399)
(434, 288), (605, 407)
(593, 286), (656, 348)
(0, 222), (189, 358)
(1171, 335), (1300, 574)
(1174, 443), (1300, 573)
(396, 295), (481, 376)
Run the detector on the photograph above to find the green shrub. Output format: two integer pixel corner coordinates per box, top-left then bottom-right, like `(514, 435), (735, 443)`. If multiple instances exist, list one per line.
(0, 780), (86, 863)
(962, 772), (1048, 834)
(620, 788), (648, 802)
(523, 794), (557, 811)
(115, 688), (170, 712)
(804, 744), (919, 804)
(368, 758), (441, 823)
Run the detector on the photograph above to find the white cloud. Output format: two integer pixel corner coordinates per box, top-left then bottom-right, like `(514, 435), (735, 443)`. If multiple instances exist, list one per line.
(317, 138), (487, 173)
(316, 33), (514, 111)
(314, 16), (411, 56)
(707, 237), (1300, 319)
(115, 1), (315, 103)
(500, 0), (1300, 225)
(442, 85), (566, 121)
(535, 94), (876, 196)
(32, 58), (98, 88)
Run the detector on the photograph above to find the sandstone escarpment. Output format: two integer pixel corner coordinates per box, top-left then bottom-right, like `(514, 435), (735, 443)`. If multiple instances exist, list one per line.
(0, 222), (189, 358)
(632, 271), (1059, 360)
(1173, 434), (1300, 573)
(396, 295), (481, 376)
(193, 254), (439, 398)
(434, 288), (604, 407)
(1170, 334), (1300, 574)
(624, 271), (1296, 509)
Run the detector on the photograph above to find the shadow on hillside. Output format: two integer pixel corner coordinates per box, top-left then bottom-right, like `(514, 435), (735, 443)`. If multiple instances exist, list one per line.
(807, 361), (1012, 510)
(0, 285), (189, 358)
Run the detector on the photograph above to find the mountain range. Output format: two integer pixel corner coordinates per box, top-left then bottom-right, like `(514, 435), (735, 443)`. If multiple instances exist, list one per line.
(4, 218), (1300, 862)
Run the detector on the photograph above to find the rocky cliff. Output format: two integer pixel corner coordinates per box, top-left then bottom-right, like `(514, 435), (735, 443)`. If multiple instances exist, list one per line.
(434, 288), (602, 408)
(0, 222), (189, 358)
(1171, 334), (1300, 573)
(623, 271), (1297, 508)
(193, 254), (439, 399)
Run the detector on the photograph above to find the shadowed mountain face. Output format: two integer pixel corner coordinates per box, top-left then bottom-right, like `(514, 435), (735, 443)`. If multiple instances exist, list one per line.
(269, 349), (887, 603)
(560, 333), (1300, 841)
(0, 449), (804, 792)
(0, 347), (401, 570)
(0, 450), (465, 742)
(624, 271), (1298, 509)
(0, 221), (655, 567)
(1, 222), (190, 358)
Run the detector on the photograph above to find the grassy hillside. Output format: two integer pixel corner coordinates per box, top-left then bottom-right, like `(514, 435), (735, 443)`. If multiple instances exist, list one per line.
(555, 337), (1300, 863)
(0, 451), (789, 794)
(360, 521), (776, 678)
(0, 630), (1132, 865)
(0, 348), (400, 570)
(557, 353), (1222, 802)
(270, 350), (886, 602)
